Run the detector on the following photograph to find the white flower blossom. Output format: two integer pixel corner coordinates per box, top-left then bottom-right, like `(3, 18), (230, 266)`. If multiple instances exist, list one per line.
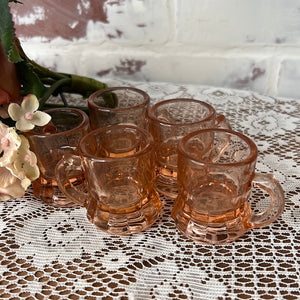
(8, 94), (51, 132)
(0, 124), (40, 200)
(0, 122), (21, 167)
(0, 167), (28, 200)
(10, 135), (40, 182)
(0, 136), (39, 200)
(0, 95), (52, 201)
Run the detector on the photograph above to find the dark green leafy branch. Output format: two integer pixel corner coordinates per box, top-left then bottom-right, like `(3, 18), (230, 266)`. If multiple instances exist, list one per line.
(0, 0), (23, 63)
(0, 0), (118, 110)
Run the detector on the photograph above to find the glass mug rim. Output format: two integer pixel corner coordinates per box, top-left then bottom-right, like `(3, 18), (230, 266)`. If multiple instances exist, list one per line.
(88, 87), (150, 112)
(147, 98), (216, 127)
(79, 124), (154, 161)
(178, 128), (258, 167)
(24, 107), (89, 137)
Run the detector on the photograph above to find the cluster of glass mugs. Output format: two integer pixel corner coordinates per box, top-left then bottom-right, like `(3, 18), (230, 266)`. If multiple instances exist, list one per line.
(25, 87), (285, 244)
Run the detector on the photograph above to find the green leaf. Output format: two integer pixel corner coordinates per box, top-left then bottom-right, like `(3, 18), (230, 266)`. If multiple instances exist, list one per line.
(8, 43), (22, 62)
(16, 61), (45, 98)
(0, 0), (14, 50)
(0, 0), (22, 62)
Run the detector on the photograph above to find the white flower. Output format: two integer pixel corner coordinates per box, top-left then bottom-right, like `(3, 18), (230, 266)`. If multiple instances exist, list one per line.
(0, 94), (48, 201)
(0, 122), (21, 167)
(0, 167), (28, 199)
(0, 193), (13, 202)
(0, 125), (39, 200)
(11, 135), (39, 181)
(8, 94), (51, 132)
(5, 135), (39, 191)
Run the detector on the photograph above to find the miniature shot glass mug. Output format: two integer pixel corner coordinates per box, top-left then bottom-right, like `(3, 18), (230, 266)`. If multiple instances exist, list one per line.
(171, 128), (285, 244)
(88, 87), (150, 130)
(55, 125), (162, 236)
(25, 108), (90, 208)
(147, 98), (231, 199)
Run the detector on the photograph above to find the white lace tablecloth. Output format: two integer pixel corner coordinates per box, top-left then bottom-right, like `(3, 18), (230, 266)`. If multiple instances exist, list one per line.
(0, 80), (299, 300)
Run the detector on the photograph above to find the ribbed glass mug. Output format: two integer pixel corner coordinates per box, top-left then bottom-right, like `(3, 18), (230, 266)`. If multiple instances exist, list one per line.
(147, 98), (231, 199)
(56, 125), (162, 235)
(171, 128), (285, 244)
(25, 108), (90, 208)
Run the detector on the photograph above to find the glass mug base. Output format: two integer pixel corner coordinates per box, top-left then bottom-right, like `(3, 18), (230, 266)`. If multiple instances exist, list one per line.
(86, 189), (162, 235)
(172, 217), (247, 244)
(32, 176), (84, 208)
(155, 175), (178, 199)
(171, 195), (252, 245)
(155, 164), (178, 199)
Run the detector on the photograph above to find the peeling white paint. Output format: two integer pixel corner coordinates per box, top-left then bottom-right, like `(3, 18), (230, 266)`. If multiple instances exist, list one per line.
(101, 0), (170, 43)
(13, 0), (300, 98)
(81, 0), (91, 11)
(69, 21), (79, 29)
(131, 0), (147, 13)
(15, 6), (45, 25)
(76, 3), (82, 15)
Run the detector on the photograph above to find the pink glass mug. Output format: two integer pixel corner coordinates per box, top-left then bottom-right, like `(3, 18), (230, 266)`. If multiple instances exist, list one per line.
(25, 108), (90, 208)
(55, 125), (162, 235)
(147, 98), (231, 199)
(171, 128), (285, 244)
(88, 87), (150, 129)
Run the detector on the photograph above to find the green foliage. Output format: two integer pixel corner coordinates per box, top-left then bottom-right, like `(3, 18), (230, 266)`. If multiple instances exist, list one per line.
(0, 0), (22, 62)
(0, 0), (114, 110)
(15, 61), (45, 98)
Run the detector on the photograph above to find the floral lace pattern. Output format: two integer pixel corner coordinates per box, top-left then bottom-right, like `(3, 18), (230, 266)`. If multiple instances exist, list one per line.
(0, 80), (299, 300)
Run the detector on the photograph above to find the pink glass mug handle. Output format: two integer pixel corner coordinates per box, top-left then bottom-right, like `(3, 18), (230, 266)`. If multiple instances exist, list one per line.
(248, 173), (285, 228)
(55, 154), (87, 207)
(215, 114), (232, 130)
